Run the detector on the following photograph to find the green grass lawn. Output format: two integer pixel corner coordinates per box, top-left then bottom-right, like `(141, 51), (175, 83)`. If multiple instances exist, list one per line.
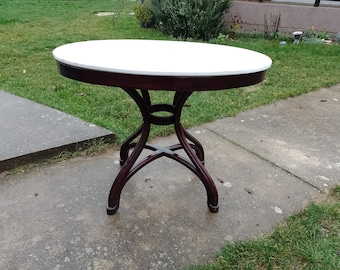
(188, 186), (340, 270)
(1, 0), (339, 142)
(1, 1), (340, 268)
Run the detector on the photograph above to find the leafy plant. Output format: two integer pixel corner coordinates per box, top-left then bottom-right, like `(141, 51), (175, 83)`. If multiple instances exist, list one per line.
(315, 30), (329, 40)
(302, 26), (329, 44)
(150, 0), (231, 41)
(302, 37), (324, 44)
(209, 33), (230, 45)
(133, 0), (154, 26)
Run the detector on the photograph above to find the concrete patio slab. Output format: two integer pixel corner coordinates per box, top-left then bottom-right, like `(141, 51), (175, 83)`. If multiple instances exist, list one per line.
(0, 90), (115, 172)
(0, 128), (320, 270)
(205, 85), (340, 190)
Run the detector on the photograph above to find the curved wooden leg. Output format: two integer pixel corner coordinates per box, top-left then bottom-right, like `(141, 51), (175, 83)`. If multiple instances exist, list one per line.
(184, 129), (204, 163)
(176, 123), (219, 212)
(173, 92), (204, 163)
(107, 122), (150, 215)
(174, 92), (218, 212)
(107, 88), (151, 215)
(120, 90), (151, 166)
(119, 125), (142, 166)
(107, 89), (218, 215)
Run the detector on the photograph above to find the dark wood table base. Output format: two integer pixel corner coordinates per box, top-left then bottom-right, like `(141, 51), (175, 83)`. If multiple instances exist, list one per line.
(107, 88), (218, 215)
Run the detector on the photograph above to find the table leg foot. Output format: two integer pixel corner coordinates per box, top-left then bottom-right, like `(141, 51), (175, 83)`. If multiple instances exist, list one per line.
(209, 204), (219, 213)
(106, 206), (119, 215)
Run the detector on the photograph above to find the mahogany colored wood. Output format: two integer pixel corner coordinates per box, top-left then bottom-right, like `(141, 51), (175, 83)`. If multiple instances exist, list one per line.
(57, 62), (267, 91)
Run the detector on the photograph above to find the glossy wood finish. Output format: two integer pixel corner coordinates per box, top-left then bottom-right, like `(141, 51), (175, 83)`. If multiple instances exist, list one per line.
(57, 62), (267, 91)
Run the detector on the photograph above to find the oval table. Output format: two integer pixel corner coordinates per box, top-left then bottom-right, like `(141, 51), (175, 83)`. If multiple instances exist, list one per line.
(53, 39), (272, 215)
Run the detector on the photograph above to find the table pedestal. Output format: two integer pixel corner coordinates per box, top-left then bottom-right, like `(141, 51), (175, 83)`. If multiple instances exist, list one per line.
(107, 88), (219, 215)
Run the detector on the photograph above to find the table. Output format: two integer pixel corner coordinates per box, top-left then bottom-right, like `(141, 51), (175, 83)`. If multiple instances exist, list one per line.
(53, 39), (272, 215)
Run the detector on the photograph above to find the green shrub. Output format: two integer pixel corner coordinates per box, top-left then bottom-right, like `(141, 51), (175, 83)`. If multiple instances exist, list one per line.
(302, 37), (324, 44)
(133, 0), (154, 26)
(150, 0), (231, 41)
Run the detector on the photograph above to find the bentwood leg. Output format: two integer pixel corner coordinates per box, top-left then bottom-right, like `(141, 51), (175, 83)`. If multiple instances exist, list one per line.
(173, 92), (218, 212)
(119, 90), (151, 166)
(107, 89), (218, 215)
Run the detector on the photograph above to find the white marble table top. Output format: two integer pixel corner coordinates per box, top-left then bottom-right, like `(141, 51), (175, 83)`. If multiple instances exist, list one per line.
(53, 39), (272, 77)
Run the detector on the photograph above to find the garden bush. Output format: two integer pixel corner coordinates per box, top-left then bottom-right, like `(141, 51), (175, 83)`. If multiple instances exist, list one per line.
(150, 0), (231, 41)
(133, 0), (154, 27)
